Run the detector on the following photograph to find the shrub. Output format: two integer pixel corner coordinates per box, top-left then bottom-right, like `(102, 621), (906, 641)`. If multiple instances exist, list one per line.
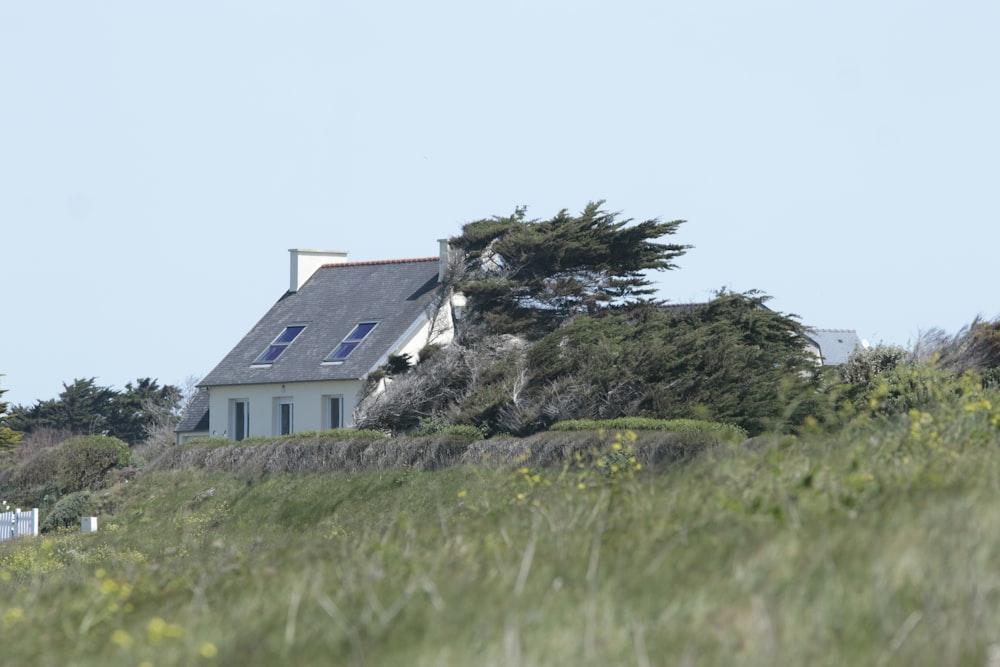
(40, 491), (93, 533)
(409, 418), (486, 443)
(982, 367), (1000, 390)
(549, 417), (748, 443)
(4, 446), (62, 503)
(428, 425), (485, 443)
(914, 318), (1000, 374)
(418, 343), (444, 363)
(409, 417), (450, 437)
(840, 345), (908, 386)
(55, 435), (132, 493)
(285, 429), (389, 442)
(865, 364), (980, 417)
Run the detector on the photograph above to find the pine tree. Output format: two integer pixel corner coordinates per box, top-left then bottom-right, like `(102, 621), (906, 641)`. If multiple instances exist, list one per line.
(0, 377), (23, 450)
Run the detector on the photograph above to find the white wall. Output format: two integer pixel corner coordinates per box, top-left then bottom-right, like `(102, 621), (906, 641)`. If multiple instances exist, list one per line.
(206, 379), (365, 440)
(177, 430), (210, 445)
(288, 249), (348, 292)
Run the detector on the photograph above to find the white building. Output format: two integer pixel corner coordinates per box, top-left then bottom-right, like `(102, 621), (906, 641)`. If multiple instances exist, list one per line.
(175, 244), (455, 443)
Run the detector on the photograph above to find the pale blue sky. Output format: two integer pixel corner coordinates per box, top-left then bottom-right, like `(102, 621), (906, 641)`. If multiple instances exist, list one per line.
(2, 1), (998, 407)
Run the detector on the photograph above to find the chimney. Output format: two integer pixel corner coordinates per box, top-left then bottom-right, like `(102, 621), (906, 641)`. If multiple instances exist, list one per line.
(438, 238), (452, 283)
(289, 249), (348, 292)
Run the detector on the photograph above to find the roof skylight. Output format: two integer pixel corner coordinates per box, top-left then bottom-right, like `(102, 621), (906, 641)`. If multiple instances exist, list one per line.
(253, 325), (305, 365)
(324, 322), (377, 362)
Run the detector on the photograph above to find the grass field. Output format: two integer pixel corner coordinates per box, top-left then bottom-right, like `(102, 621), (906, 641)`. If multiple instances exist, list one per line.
(4, 402), (1000, 666)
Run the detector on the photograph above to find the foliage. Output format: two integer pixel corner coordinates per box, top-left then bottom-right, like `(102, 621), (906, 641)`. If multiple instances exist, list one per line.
(864, 363), (983, 418)
(1, 446), (62, 505)
(550, 417), (748, 443)
(516, 291), (817, 435)
(360, 201), (814, 437)
(839, 344), (909, 386)
(410, 417), (485, 443)
(106, 378), (183, 445)
(5, 389), (1000, 664)
(451, 201), (690, 336)
(40, 491), (94, 533)
(383, 353), (413, 375)
(357, 338), (524, 435)
(592, 429), (644, 482)
(283, 429), (390, 442)
(913, 317), (1000, 375)
(55, 435), (132, 494)
(8, 378), (182, 446)
(0, 377), (22, 454)
(8, 378), (116, 438)
(360, 290), (817, 437)
(829, 341), (987, 422)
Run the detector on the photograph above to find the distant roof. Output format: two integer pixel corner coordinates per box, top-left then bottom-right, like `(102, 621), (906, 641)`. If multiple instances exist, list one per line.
(660, 302), (708, 314)
(175, 388), (210, 434)
(806, 329), (862, 365)
(198, 257), (441, 387)
(322, 257), (438, 268)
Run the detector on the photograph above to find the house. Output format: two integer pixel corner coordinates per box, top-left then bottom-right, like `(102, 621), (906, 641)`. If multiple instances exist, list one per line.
(804, 329), (864, 366)
(175, 245), (456, 444)
(175, 252), (862, 444)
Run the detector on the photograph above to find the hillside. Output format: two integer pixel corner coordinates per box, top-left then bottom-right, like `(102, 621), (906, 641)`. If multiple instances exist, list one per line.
(3, 402), (1000, 666)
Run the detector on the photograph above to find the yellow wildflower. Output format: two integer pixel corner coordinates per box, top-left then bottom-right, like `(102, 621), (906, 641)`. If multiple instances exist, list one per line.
(110, 629), (134, 649)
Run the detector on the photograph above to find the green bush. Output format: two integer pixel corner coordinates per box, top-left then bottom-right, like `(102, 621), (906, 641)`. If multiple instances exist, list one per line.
(40, 491), (93, 533)
(7, 446), (62, 493)
(430, 425), (485, 443)
(410, 418), (485, 443)
(840, 345), (908, 386)
(55, 435), (132, 493)
(863, 363), (980, 418)
(409, 416), (449, 437)
(285, 429), (389, 442)
(549, 417), (747, 443)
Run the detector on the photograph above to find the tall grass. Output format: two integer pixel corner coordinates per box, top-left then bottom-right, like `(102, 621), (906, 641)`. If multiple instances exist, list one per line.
(4, 396), (1000, 665)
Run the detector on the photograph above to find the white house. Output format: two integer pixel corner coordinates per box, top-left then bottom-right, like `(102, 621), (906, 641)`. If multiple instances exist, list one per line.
(804, 329), (864, 366)
(175, 244), (456, 444)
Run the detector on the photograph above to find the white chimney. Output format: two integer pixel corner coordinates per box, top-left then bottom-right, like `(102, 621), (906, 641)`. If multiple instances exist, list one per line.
(289, 249), (348, 292)
(438, 238), (452, 283)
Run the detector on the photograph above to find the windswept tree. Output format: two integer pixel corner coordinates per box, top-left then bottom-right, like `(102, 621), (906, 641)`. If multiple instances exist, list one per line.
(451, 201), (690, 336)
(503, 290), (818, 435)
(361, 288), (819, 436)
(360, 201), (695, 434)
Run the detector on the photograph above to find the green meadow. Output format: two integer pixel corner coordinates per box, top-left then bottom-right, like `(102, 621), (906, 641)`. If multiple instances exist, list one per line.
(4, 398), (1000, 666)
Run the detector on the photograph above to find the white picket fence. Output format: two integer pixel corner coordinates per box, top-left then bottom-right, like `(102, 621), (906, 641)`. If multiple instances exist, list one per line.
(0, 508), (40, 541)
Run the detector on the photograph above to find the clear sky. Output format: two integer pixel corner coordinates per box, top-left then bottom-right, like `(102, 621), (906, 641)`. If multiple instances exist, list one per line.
(2, 1), (998, 407)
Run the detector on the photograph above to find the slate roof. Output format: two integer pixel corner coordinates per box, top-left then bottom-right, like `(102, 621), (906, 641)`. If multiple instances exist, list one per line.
(805, 329), (862, 366)
(198, 257), (441, 388)
(175, 389), (210, 433)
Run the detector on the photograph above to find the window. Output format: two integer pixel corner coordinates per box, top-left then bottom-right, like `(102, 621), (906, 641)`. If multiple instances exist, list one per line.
(324, 322), (377, 362)
(276, 399), (294, 436)
(325, 396), (343, 429)
(253, 325), (305, 365)
(230, 400), (249, 441)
